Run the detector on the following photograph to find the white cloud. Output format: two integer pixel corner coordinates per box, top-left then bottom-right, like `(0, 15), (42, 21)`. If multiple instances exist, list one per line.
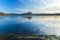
(40, 0), (47, 5)
(17, 0), (60, 13)
(16, 8), (31, 13)
(42, 0), (60, 13)
(33, 0), (60, 13)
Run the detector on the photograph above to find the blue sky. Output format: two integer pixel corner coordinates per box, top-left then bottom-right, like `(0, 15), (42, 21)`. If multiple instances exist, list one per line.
(0, 0), (60, 13)
(0, 0), (44, 13)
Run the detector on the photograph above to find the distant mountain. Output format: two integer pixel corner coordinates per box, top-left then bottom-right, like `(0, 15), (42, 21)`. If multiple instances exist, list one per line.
(0, 12), (8, 16)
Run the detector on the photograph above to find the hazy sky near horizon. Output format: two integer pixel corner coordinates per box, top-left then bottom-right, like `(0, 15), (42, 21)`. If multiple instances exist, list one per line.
(0, 0), (60, 13)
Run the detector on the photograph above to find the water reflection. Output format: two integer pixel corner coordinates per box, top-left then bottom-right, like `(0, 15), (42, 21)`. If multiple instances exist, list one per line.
(0, 16), (44, 35)
(0, 16), (60, 36)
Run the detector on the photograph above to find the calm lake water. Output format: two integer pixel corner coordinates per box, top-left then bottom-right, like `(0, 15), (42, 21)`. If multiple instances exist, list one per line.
(0, 16), (59, 36)
(0, 16), (45, 35)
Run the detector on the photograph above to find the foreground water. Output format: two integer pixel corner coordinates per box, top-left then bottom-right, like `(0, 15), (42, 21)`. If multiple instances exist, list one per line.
(0, 16), (44, 35)
(0, 16), (60, 36)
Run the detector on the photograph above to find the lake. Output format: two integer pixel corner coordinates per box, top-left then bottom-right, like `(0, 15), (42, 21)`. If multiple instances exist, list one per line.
(0, 16), (45, 35)
(0, 16), (60, 36)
